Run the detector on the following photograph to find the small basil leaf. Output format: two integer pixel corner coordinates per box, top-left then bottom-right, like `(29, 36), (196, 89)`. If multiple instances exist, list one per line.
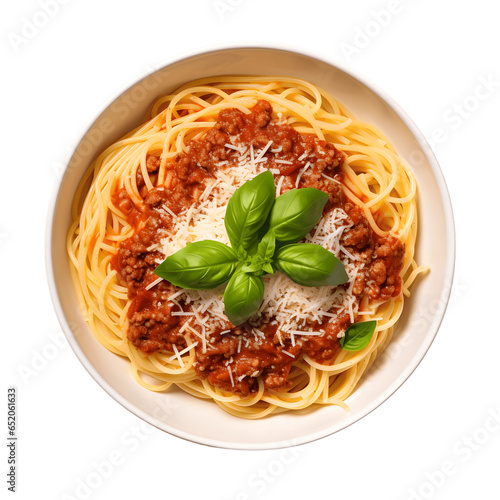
(240, 231), (276, 275)
(262, 262), (275, 275)
(340, 321), (377, 351)
(256, 230), (276, 261)
(223, 271), (264, 326)
(236, 246), (249, 262)
(274, 243), (348, 287)
(154, 240), (238, 290)
(240, 262), (262, 274)
(224, 171), (276, 251)
(268, 188), (329, 243)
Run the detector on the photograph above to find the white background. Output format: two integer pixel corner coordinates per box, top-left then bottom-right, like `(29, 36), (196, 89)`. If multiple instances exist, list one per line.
(2, 0), (500, 499)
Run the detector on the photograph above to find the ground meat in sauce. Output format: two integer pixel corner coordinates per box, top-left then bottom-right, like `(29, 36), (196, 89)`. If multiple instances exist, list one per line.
(110, 100), (404, 396)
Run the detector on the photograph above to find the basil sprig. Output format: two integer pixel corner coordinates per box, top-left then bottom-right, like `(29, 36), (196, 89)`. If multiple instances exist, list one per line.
(340, 321), (377, 351)
(154, 171), (349, 325)
(240, 230), (276, 276)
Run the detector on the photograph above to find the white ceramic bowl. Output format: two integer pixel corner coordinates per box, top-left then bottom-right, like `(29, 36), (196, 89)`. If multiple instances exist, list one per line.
(46, 44), (455, 450)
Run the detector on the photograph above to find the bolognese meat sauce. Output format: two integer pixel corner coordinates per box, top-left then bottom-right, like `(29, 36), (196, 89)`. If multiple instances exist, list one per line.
(111, 100), (404, 396)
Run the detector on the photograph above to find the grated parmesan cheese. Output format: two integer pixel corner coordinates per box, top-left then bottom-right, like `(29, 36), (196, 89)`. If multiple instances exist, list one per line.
(171, 344), (184, 367)
(227, 366), (235, 387)
(145, 277), (163, 291)
(295, 161), (312, 188)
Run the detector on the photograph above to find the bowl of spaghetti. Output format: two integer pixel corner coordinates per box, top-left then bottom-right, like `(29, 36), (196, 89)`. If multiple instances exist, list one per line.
(47, 45), (454, 449)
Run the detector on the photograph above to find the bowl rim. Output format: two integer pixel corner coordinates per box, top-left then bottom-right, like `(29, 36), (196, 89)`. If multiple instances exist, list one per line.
(45, 42), (456, 450)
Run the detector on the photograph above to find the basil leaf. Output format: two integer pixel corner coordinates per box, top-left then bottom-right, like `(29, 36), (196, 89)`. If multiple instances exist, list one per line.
(154, 240), (239, 290)
(257, 230), (276, 261)
(268, 188), (329, 243)
(224, 171), (276, 252)
(241, 261), (275, 275)
(240, 230), (276, 276)
(223, 271), (264, 326)
(262, 262), (275, 274)
(274, 243), (348, 287)
(340, 321), (377, 351)
(240, 262), (261, 274)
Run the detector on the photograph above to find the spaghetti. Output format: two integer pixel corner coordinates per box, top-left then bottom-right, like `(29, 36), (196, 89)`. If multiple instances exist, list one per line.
(67, 76), (427, 418)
